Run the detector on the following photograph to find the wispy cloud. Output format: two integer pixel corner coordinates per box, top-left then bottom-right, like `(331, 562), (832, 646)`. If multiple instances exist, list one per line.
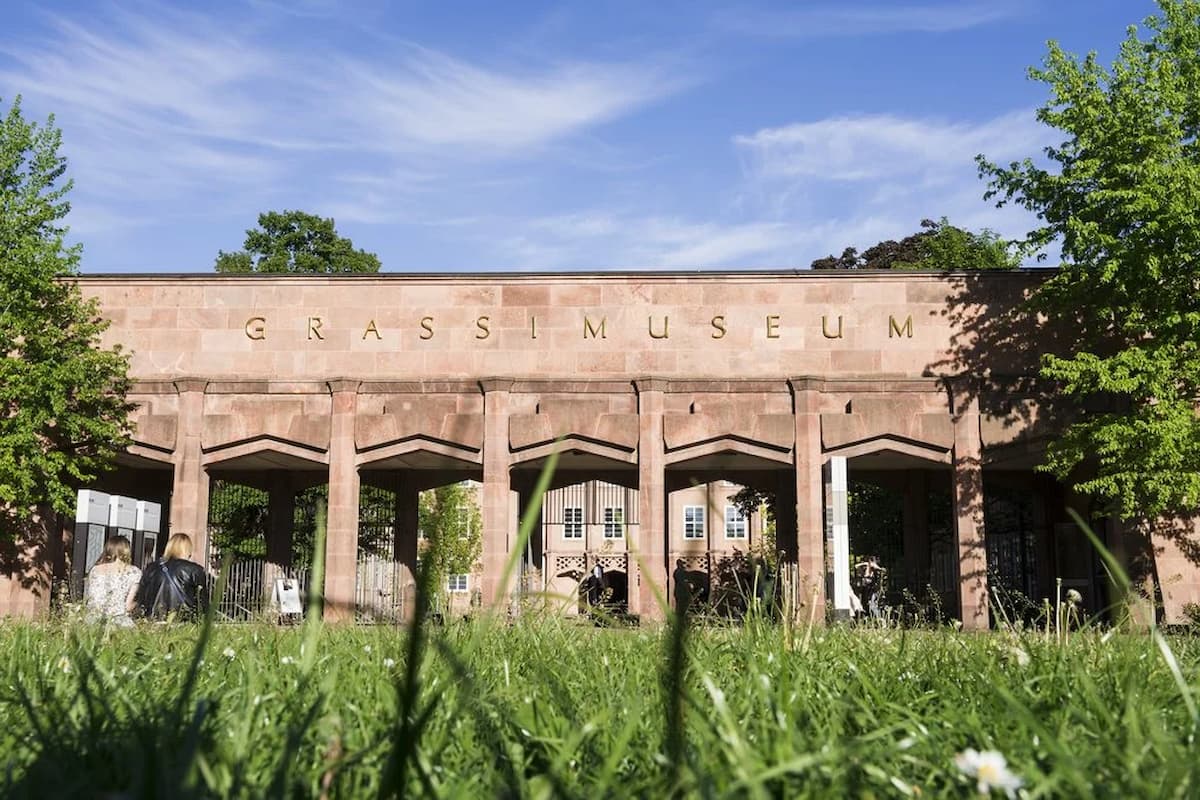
(498, 211), (900, 269)
(734, 110), (1042, 183)
(490, 109), (1051, 270)
(340, 48), (683, 154)
(0, 6), (685, 226)
(717, 1), (1028, 38)
(0, 3), (1050, 272)
(730, 109), (1050, 260)
(517, 213), (804, 267)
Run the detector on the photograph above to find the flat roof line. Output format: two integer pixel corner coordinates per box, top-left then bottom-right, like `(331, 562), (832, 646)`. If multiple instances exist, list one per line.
(72, 267), (1054, 280)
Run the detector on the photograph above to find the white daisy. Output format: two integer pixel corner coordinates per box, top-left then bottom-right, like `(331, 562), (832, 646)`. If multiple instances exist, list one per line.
(955, 748), (1023, 797)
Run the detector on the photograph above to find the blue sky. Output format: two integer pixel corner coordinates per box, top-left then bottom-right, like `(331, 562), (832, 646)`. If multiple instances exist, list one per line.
(1, 0), (1160, 273)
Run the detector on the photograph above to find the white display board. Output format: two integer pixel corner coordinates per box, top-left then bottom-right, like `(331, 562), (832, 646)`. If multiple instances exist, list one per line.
(108, 495), (137, 530)
(136, 500), (162, 532)
(76, 490), (111, 525)
(273, 578), (303, 615)
(828, 456), (851, 615)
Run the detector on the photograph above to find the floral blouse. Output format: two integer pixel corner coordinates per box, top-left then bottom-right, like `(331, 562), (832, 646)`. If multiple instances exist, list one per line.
(83, 565), (142, 627)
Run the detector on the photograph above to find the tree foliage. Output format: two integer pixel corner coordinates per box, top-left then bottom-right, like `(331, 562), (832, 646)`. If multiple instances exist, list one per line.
(214, 210), (381, 274)
(979, 0), (1200, 519)
(0, 96), (133, 535)
(730, 485), (773, 522)
(208, 482), (392, 565)
(418, 482), (482, 594)
(811, 217), (1018, 271)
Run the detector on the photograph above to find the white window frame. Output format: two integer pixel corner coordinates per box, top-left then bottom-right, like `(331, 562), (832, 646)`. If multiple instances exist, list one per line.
(447, 574), (469, 593)
(603, 507), (624, 538)
(563, 506), (584, 540)
(683, 505), (705, 540)
(724, 505), (747, 539)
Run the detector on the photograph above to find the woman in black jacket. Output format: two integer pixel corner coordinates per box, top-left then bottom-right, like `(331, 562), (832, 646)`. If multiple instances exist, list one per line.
(135, 533), (210, 620)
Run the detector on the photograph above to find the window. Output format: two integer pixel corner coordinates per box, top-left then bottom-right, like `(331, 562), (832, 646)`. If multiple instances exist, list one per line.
(603, 507), (624, 538)
(447, 574), (468, 593)
(564, 507), (584, 539)
(683, 506), (705, 539)
(725, 505), (747, 539)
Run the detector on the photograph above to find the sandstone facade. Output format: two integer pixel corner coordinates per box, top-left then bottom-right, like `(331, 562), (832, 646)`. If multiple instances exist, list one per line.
(4, 271), (1192, 625)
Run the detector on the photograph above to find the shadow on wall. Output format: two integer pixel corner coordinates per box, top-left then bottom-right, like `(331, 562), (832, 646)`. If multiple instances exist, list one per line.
(0, 510), (56, 604)
(927, 272), (1169, 595)
(927, 272), (1066, 432)
(928, 274), (1063, 625)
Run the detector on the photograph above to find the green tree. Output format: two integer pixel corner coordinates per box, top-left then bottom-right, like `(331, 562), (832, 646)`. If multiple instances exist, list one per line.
(215, 210), (381, 274)
(811, 217), (1018, 271)
(0, 96), (133, 539)
(418, 482), (482, 599)
(978, 0), (1200, 519)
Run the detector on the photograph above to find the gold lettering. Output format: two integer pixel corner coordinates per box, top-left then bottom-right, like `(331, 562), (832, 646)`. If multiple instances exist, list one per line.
(420, 316), (434, 340)
(362, 319), (381, 340)
(766, 314), (780, 339)
(889, 314), (913, 338)
(245, 316), (266, 341)
(530, 315), (538, 340)
(475, 315), (491, 340)
(584, 316), (607, 339)
(822, 315), (843, 339)
(648, 315), (670, 339)
(710, 315), (726, 339)
(307, 316), (324, 340)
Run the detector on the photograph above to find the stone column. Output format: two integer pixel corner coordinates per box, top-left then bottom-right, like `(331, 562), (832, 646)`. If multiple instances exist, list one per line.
(1106, 516), (1157, 628)
(634, 377), (667, 621)
(516, 481), (545, 594)
(264, 473), (294, 601)
(903, 469), (930, 595)
(774, 470), (798, 562)
(169, 379), (210, 565)
(393, 472), (420, 620)
(480, 378), (513, 608)
(790, 380), (826, 621)
(266, 474), (294, 571)
(951, 381), (989, 629)
(324, 380), (360, 622)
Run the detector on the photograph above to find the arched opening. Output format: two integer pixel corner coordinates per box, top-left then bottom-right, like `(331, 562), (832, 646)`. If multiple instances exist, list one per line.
(204, 444), (328, 620)
(984, 442), (1092, 624)
(359, 442), (483, 623)
(512, 442), (638, 619)
(828, 438), (957, 624)
(665, 441), (793, 621)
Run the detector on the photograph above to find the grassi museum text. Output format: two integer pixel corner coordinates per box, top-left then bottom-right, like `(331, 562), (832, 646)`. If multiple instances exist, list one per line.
(3, 270), (1196, 626)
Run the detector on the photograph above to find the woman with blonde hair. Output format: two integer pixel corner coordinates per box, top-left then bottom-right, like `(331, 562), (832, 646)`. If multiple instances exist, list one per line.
(135, 533), (209, 620)
(83, 535), (142, 627)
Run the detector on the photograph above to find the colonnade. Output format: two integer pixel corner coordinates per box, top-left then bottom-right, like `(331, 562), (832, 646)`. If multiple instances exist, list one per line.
(157, 376), (990, 627)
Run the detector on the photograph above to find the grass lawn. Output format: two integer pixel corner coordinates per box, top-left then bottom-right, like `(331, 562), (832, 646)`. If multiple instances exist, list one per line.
(0, 616), (1197, 798)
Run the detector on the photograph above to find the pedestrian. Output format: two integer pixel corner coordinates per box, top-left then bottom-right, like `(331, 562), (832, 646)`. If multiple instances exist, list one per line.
(135, 533), (209, 620)
(83, 535), (141, 627)
(853, 555), (886, 618)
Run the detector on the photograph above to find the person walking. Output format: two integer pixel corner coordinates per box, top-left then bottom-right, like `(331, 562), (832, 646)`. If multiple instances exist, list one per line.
(82, 535), (142, 627)
(135, 533), (209, 621)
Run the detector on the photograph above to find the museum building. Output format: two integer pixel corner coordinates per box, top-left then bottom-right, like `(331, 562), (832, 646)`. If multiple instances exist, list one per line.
(4, 270), (1197, 627)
